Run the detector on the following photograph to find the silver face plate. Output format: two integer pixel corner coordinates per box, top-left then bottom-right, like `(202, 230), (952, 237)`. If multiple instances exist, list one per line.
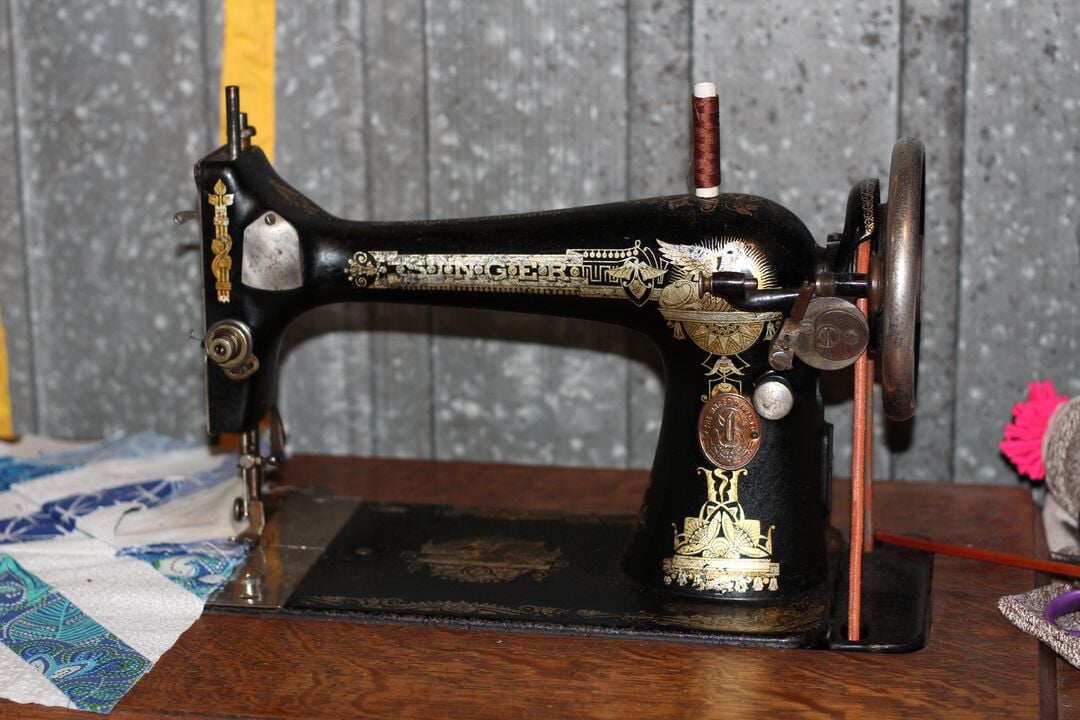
(241, 211), (304, 291)
(209, 490), (360, 609)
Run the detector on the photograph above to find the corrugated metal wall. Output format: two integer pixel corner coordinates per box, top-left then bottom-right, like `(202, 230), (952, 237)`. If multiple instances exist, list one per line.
(1, 0), (1077, 484)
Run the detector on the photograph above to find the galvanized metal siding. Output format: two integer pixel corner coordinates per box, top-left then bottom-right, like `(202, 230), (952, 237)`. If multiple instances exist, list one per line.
(693, 1), (901, 480)
(0, 0), (33, 434)
(954, 0), (1080, 484)
(364, 0), (437, 460)
(8, 1), (208, 440)
(424, 0), (633, 468)
(273, 1), (374, 456)
(1, 0), (1073, 485)
(893, 0), (967, 481)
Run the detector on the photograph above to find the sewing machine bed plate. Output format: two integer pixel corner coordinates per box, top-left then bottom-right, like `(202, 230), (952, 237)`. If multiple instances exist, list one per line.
(211, 493), (932, 651)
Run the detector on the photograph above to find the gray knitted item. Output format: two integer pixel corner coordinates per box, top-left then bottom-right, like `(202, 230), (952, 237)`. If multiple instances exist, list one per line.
(1045, 397), (1080, 517)
(999, 582), (1080, 668)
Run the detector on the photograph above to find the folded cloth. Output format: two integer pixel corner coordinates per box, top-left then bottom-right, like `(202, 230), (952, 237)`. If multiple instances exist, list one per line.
(0, 448), (234, 546)
(999, 581), (1080, 668)
(0, 434), (250, 714)
(77, 471), (246, 549)
(0, 433), (194, 491)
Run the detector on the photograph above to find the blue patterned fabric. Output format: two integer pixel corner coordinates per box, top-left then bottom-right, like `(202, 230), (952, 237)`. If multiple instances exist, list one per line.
(0, 457), (79, 490)
(0, 508), (76, 544)
(0, 553), (151, 713)
(0, 458), (238, 546)
(119, 540), (249, 601)
(0, 433), (195, 492)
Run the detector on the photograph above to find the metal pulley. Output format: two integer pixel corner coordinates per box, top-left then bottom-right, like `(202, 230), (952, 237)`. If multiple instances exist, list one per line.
(878, 137), (925, 421)
(821, 137), (924, 419)
(697, 138), (925, 421)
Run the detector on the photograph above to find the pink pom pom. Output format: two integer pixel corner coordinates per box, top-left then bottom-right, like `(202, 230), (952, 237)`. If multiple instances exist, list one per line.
(999, 380), (1068, 481)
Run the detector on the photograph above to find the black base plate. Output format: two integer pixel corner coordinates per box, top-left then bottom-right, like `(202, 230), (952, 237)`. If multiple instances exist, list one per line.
(276, 501), (933, 651)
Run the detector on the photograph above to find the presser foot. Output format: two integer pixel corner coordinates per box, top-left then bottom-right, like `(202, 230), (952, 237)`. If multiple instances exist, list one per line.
(233, 427), (269, 540)
(234, 497), (266, 540)
(209, 495), (934, 652)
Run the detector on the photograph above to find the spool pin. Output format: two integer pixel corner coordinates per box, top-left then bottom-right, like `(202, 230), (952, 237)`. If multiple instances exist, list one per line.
(692, 82), (721, 198)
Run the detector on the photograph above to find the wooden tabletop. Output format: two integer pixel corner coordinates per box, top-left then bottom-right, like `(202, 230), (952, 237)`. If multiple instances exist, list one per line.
(0, 457), (1054, 719)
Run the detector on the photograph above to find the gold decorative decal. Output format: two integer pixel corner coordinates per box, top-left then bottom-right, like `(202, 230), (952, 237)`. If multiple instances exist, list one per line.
(576, 601), (823, 634)
(435, 506), (628, 525)
(343, 236), (782, 355)
(658, 237), (778, 355)
(702, 354), (748, 397)
(300, 597), (824, 634)
(306, 595), (563, 618)
(663, 468), (779, 593)
(208, 179), (235, 302)
(346, 241), (665, 304)
(402, 536), (565, 583)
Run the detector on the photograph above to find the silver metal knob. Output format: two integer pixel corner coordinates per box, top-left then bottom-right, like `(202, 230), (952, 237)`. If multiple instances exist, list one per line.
(753, 377), (795, 421)
(204, 320), (253, 370)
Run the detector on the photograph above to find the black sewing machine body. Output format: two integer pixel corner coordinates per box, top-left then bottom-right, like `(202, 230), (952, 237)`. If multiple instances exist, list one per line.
(193, 89), (931, 650)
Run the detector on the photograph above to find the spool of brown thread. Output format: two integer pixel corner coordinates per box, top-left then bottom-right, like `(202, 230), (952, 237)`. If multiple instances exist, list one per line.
(692, 82), (721, 197)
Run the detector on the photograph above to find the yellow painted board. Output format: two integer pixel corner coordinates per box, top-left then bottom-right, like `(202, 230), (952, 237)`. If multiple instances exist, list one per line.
(220, 0), (275, 163)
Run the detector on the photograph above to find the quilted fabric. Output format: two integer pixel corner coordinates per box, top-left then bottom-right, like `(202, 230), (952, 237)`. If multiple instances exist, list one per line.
(0, 553), (151, 713)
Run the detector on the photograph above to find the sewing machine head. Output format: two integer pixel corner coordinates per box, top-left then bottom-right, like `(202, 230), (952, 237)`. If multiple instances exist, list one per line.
(187, 85), (927, 649)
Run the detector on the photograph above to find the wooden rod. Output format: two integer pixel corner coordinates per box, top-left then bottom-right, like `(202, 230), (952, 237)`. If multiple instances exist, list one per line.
(848, 239), (873, 641)
(876, 532), (1080, 579)
(864, 356), (875, 551)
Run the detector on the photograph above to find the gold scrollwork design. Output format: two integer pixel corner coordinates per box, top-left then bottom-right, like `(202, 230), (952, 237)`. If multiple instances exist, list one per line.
(305, 596), (563, 618)
(402, 536), (565, 583)
(345, 240), (666, 304)
(208, 179), (235, 302)
(657, 238), (778, 356)
(575, 600), (822, 634)
(663, 467), (779, 593)
(342, 237), (781, 360)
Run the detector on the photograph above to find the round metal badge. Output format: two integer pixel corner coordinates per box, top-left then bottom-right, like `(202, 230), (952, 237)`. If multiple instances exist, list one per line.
(697, 392), (762, 470)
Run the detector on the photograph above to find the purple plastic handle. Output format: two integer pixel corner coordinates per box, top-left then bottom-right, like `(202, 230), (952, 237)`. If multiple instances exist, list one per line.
(1044, 589), (1080, 637)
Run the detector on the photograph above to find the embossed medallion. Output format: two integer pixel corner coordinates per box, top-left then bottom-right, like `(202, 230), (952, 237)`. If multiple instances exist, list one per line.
(697, 392), (761, 470)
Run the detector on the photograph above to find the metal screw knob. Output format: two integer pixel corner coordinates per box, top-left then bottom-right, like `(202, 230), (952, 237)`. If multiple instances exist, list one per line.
(753, 377), (795, 420)
(204, 320), (253, 369)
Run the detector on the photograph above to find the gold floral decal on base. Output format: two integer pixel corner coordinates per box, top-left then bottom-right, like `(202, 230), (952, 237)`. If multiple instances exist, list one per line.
(663, 468), (779, 593)
(402, 536), (565, 583)
(208, 179), (235, 302)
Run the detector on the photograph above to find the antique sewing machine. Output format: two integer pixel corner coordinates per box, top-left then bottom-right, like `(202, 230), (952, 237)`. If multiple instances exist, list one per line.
(184, 85), (931, 651)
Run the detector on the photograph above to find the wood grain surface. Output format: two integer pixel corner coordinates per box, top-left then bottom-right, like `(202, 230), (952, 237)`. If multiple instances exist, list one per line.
(0, 456), (1048, 719)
